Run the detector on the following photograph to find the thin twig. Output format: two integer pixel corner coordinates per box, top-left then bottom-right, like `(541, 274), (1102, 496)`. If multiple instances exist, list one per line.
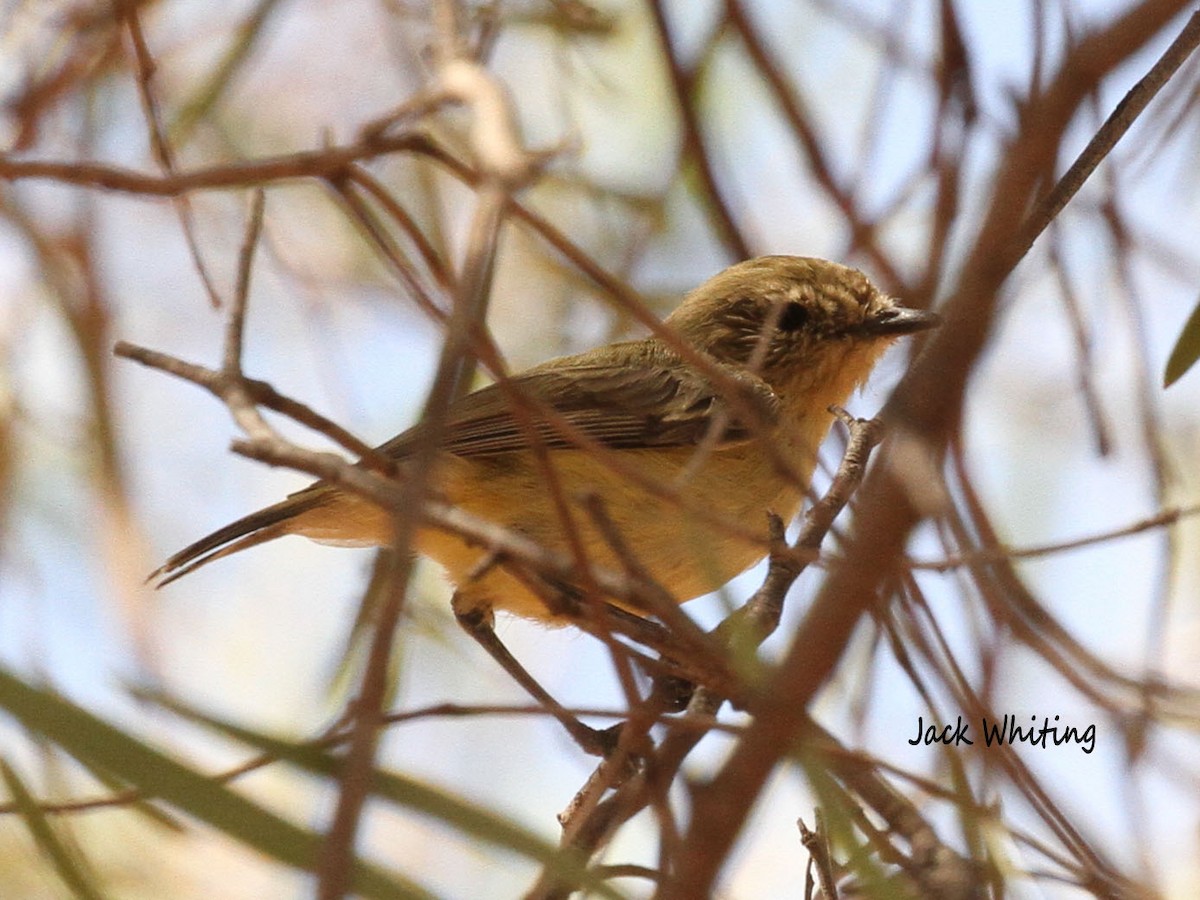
(798, 812), (839, 900)
(225, 189), (265, 375)
(647, 0), (751, 260)
(115, 0), (222, 307)
(0, 132), (439, 194)
(723, 0), (905, 291)
(912, 503), (1200, 571)
(114, 341), (394, 475)
(1048, 224), (1114, 455)
(1014, 9), (1200, 262)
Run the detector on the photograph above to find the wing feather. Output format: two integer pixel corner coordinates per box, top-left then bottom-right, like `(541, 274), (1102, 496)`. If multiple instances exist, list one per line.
(380, 345), (780, 461)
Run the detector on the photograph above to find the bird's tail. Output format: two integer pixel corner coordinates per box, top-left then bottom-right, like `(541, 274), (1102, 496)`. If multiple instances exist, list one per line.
(150, 490), (327, 587)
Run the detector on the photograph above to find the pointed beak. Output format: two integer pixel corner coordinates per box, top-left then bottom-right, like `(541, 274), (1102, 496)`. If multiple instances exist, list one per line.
(859, 305), (941, 337)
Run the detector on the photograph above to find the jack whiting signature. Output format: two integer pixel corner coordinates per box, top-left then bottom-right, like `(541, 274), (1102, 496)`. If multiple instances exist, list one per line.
(908, 714), (1096, 755)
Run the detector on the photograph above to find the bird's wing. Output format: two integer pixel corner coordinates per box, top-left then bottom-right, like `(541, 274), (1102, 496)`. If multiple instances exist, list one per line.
(151, 345), (779, 585)
(379, 344), (781, 460)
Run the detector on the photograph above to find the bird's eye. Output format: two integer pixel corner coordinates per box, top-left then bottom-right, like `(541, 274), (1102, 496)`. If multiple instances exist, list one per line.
(777, 301), (809, 331)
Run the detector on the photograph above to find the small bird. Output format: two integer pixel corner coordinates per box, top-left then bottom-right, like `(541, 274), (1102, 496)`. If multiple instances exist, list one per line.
(152, 256), (937, 751)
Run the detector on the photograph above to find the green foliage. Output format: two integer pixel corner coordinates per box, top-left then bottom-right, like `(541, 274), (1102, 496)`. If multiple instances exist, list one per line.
(0, 667), (430, 899)
(1164, 294), (1200, 387)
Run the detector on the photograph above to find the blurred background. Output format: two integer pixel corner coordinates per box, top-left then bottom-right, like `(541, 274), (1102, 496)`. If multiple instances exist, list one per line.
(1, 0), (1199, 897)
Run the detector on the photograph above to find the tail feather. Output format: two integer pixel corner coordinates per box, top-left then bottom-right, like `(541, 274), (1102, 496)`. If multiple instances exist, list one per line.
(150, 492), (325, 587)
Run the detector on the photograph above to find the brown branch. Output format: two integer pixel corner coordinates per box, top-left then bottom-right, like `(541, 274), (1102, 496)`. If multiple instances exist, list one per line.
(1014, 9), (1200, 262)
(115, 0), (222, 307)
(661, 4), (1196, 896)
(944, 448), (1200, 724)
(114, 341), (394, 476)
(723, 0), (905, 291)
(647, 0), (752, 261)
(343, 166), (454, 292)
(798, 812), (839, 899)
(0, 132), (440, 194)
(225, 189), (264, 374)
(1047, 224), (1114, 455)
(913, 0), (977, 307)
(913, 503), (1200, 571)
(317, 19), (551, 888)
(315, 183), (509, 900)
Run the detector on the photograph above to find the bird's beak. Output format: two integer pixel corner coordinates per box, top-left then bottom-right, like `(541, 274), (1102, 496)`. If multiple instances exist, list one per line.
(860, 305), (941, 337)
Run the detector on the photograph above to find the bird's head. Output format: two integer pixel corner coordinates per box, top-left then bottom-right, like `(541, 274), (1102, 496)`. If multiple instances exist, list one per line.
(667, 256), (939, 404)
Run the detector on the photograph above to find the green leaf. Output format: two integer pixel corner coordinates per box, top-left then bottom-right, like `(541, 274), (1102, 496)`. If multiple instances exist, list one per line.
(0, 667), (431, 899)
(1, 759), (107, 900)
(1164, 294), (1200, 387)
(142, 690), (623, 898)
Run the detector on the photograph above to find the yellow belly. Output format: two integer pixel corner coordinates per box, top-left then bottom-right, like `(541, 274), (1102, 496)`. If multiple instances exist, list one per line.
(424, 443), (807, 621)
(291, 420), (828, 622)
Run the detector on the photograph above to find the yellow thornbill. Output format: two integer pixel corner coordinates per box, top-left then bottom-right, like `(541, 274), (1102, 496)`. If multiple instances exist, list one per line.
(151, 256), (939, 753)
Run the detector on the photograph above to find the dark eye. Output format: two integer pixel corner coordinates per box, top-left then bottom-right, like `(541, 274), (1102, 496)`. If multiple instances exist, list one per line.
(777, 301), (809, 331)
